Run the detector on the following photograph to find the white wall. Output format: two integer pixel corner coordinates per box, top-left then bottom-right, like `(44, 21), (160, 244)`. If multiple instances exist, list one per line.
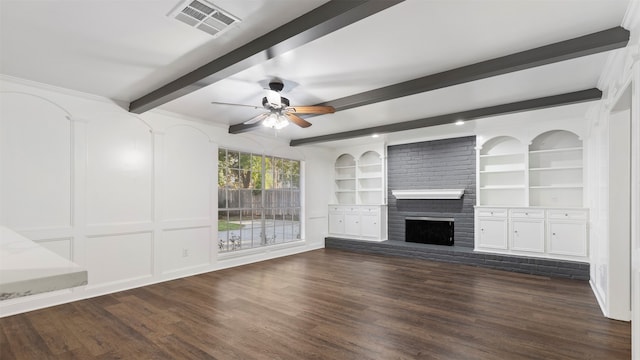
(587, 1), (640, 352)
(0, 76), (334, 316)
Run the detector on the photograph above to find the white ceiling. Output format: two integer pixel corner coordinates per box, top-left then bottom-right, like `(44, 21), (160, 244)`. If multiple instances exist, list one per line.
(0, 0), (632, 145)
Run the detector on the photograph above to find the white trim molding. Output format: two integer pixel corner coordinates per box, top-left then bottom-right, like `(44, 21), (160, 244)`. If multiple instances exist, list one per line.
(392, 189), (465, 200)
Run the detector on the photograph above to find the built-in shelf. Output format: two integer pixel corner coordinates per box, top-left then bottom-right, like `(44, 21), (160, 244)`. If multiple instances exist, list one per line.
(528, 130), (583, 207)
(334, 150), (384, 205)
(480, 185), (526, 190)
(479, 169), (524, 174)
(478, 130), (584, 208)
(529, 166), (583, 171)
(528, 147), (582, 154)
(478, 136), (525, 206)
(479, 152), (522, 158)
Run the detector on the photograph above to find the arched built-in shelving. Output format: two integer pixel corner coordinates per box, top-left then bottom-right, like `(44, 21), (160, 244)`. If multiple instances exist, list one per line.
(357, 151), (383, 205)
(478, 136), (526, 206)
(334, 153), (356, 204)
(528, 130), (583, 207)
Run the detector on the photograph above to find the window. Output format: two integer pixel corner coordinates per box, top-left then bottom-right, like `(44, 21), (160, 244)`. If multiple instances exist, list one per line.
(218, 149), (301, 252)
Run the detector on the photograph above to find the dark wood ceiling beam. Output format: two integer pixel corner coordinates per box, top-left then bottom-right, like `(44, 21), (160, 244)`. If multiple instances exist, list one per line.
(129, 0), (405, 114)
(231, 27), (628, 135)
(289, 88), (602, 146)
(319, 27), (629, 111)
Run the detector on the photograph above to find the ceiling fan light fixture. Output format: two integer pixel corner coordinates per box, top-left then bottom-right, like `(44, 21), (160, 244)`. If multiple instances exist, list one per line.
(265, 90), (281, 108)
(262, 113), (289, 130)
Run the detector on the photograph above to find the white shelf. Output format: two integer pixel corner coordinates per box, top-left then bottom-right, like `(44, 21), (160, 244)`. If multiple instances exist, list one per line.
(359, 163), (381, 168)
(530, 185), (583, 189)
(335, 177), (356, 181)
(528, 147), (582, 154)
(479, 153), (522, 158)
(480, 169), (525, 174)
(360, 188), (383, 192)
(335, 165), (356, 169)
(392, 189), (464, 199)
(529, 166), (583, 171)
(480, 185), (526, 190)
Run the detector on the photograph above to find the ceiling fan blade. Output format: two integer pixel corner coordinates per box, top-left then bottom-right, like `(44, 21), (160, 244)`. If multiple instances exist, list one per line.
(287, 105), (336, 114)
(286, 113), (312, 128)
(211, 101), (263, 110)
(244, 113), (269, 125)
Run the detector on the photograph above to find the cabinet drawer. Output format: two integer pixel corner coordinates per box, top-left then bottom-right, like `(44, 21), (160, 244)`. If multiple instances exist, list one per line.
(477, 208), (507, 218)
(509, 209), (545, 219)
(547, 210), (587, 220)
(328, 206), (345, 213)
(360, 206), (379, 215)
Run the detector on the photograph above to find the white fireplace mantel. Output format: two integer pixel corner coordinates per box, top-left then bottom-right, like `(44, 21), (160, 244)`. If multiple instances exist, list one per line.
(391, 189), (465, 200)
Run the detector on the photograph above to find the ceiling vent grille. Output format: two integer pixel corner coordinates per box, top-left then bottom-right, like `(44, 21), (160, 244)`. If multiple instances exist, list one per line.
(169, 0), (240, 37)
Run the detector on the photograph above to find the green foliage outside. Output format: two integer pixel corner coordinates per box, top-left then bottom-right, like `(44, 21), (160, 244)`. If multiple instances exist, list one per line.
(218, 149), (300, 191)
(218, 220), (243, 231)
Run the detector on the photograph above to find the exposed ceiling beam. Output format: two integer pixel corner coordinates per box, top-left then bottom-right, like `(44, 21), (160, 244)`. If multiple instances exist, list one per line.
(230, 26), (628, 135)
(289, 88), (602, 146)
(319, 26), (628, 112)
(129, 0), (405, 114)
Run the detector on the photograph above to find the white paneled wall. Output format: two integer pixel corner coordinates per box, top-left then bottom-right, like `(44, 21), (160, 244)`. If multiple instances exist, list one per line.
(85, 232), (153, 287)
(0, 93), (72, 230)
(162, 125), (212, 223)
(0, 77), (333, 316)
(85, 113), (153, 226)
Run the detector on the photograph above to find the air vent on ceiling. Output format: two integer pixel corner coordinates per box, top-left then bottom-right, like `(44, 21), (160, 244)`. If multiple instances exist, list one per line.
(169, 0), (240, 37)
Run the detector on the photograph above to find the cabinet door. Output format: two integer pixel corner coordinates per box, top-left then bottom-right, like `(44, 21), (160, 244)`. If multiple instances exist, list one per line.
(344, 208), (360, 236)
(328, 212), (345, 235)
(511, 219), (545, 253)
(360, 212), (379, 238)
(477, 218), (508, 249)
(548, 221), (587, 257)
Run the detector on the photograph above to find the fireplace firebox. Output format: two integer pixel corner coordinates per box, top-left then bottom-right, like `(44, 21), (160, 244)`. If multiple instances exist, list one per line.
(405, 217), (454, 246)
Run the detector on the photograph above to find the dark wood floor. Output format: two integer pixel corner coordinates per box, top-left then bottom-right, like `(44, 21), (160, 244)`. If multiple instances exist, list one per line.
(0, 249), (631, 359)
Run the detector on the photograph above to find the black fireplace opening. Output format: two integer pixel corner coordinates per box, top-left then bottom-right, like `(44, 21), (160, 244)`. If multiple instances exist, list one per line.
(405, 217), (454, 246)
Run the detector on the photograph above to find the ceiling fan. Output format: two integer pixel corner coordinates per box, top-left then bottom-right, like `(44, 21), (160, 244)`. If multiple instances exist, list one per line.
(212, 80), (335, 130)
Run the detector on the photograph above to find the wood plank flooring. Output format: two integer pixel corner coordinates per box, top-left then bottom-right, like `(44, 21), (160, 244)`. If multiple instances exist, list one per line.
(0, 249), (631, 359)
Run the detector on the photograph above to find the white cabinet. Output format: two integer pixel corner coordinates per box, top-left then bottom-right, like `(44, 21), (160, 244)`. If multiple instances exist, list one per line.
(510, 209), (545, 253)
(328, 206), (345, 235)
(476, 209), (508, 250)
(344, 207), (361, 237)
(360, 207), (381, 239)
(475, 207), (588, 261)
(547, 210), (588, 257)
(328, 205), (386, 241)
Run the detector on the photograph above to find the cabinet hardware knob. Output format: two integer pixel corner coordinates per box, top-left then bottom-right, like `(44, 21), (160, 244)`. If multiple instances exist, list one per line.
(525, 212), (528, 215)
(553, 232), (556, 235)
(490, 212), (493, 215)
(565, 213), (568, 216)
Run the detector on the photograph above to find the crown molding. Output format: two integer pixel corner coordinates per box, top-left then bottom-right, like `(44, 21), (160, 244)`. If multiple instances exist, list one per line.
(622, 0), (640, 32)
(0, 74), (125, 107)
